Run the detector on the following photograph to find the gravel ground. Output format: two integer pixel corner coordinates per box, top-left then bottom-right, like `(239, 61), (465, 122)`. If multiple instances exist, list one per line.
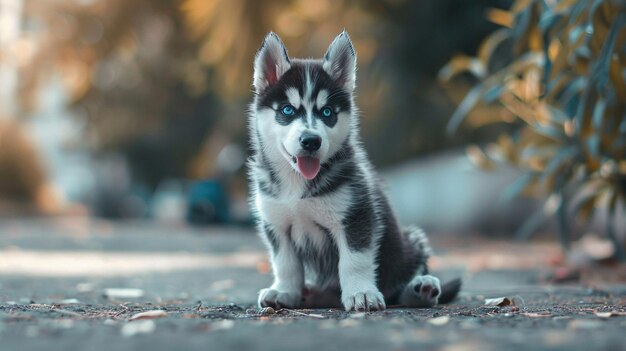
(1, 219), (625, 351)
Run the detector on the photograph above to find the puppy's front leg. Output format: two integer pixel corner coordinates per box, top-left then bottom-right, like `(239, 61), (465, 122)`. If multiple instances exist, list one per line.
(258, 224), (304, 309)
(336, 234), (385, 311)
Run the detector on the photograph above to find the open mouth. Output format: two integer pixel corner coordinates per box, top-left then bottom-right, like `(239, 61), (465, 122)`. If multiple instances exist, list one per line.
(281, 145), (321, 180)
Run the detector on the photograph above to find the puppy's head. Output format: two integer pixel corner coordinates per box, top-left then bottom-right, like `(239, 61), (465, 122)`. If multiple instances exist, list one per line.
(252, 32), (356, 180)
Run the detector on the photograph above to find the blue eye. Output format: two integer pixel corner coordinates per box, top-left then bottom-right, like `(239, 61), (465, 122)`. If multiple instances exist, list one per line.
(281, 105), (295, 116)
(321, 107), (333, 118)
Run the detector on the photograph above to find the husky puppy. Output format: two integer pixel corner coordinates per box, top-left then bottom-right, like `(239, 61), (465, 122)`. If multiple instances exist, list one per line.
(248, 31), (460, 311)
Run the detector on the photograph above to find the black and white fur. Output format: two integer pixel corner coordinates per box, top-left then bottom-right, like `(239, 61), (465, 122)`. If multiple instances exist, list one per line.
(248, 31), (460, 311)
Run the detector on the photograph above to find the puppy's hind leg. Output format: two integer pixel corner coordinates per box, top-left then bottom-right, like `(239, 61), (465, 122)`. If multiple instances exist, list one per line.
(397, 227), (441, 307)
(396, 226), (461, 307)
(399, 275), (462, 307)
(399, 274), (442, 307)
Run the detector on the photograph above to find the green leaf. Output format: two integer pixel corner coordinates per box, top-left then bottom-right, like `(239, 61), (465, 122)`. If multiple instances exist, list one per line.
(606, 194), (626, 261)
(556, 191), (571, 250)
(591, 13), (626, 96)
(501, 172), (536, 201)
(483, 84), (505, 103)
(540, 145), (578, 186)
(438, 55), (485, 82)
(532, 122), (567, 140)
(586, 134), (601, 158)
(545, 105), (571, 123)
(515, 201), (548, 240)
(446, 85), (484, 135)
(592, 97), (607, 130)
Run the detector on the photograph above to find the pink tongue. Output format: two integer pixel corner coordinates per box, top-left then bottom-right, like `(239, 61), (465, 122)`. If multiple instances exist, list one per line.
(296, 156), (321, 180)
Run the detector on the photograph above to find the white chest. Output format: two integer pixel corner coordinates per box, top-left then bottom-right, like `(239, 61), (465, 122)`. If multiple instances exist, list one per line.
(255, 186), (352, 251)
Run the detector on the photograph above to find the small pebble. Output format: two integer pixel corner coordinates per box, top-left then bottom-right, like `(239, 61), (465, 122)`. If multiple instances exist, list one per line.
(211, 320), (235, 331)
(59, 298), (80, 304)
(76, 283), (94, 292)
(103, 319), (118, 326)
(260, 307), (276, 315)
(428, 315), (450, 326)
(129, 310), (168, 321)
(104, 288), (144, 299)
(121, 320), (156, 337)
(568, 319), (603, 330)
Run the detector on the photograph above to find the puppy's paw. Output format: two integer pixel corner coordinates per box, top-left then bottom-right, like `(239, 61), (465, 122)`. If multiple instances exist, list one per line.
(406, 274), (441, 307)
(258, 288), (301, 309)
(342, 289), (386, 312)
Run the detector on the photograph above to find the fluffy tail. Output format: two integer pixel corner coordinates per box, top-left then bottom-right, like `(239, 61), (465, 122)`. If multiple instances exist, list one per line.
(404, 225), (433, 259)
(403, 226), (461, 304)
(438, 278), (462, 304)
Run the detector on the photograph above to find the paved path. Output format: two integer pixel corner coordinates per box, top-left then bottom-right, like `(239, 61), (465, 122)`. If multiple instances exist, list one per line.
(0, 219), (625, 351)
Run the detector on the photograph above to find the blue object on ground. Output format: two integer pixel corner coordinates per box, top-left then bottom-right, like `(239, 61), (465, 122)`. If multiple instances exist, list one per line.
(186, 180), (230, 225)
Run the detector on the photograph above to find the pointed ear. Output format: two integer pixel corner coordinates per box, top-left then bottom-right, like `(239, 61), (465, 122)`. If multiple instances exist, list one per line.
(253, 32), (291, 92)
(323, 31), (357, 91)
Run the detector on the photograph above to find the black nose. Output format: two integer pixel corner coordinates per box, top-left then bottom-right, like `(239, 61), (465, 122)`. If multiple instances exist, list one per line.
(299, 133), (322, 152)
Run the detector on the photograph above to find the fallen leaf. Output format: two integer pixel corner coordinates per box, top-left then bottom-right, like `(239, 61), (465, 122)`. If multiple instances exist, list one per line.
(58, 298), (80, 304)
(273, 308), (326, 319)
(543, 331), (569, 346)
(522, 312), (552, 318)
(318, 320), (337, 329)
(594, 311), (626, 318)
(103, 319), (118, 326)
(211, 320), (235, 331)
(210, 279), (234, 291)
(459, 320), (480, 329)
(339, 319), (361, 328)
(484, 297), (514, 307)
(575, 235), (615, 260)
(428, 315), (450, 326)
(104, 288), (144, 299)
(260, 307), (275, 315)
(568, 319), (603, 330)
(272, 318), (293, 325)
(129, 310), (168, 321)
(121, 320), (156, 337)
(76, 283), (94, 292)
(288, 310), (326, 319)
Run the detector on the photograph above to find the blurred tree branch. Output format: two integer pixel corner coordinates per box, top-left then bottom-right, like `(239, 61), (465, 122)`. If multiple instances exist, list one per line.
(12, 0), (512, 190)
(441, 0), (626, 259)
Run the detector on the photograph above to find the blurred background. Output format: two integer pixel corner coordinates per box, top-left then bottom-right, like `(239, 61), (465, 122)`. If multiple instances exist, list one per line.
(0, 0), (624, 260)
